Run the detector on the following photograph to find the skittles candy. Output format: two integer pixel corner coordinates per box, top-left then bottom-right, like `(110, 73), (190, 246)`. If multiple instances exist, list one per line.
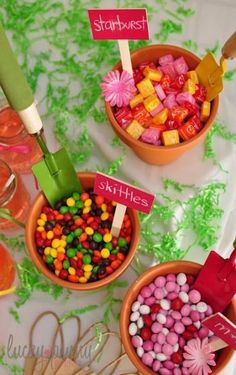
(34, 190), (132, 284)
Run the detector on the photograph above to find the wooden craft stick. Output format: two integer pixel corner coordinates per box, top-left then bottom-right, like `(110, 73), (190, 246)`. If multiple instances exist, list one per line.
(54, 358), (80, 375)
(118, 40), (133, 75)
(209, 338), (228, 352)
(43, 357), (64, 375)
(111, 203), (127, 237)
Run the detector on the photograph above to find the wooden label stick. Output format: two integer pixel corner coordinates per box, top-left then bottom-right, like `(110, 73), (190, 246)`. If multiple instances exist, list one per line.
(118, 40), (133, 75)
(111, 203), (127, 237)
(209, 338), (228, 352)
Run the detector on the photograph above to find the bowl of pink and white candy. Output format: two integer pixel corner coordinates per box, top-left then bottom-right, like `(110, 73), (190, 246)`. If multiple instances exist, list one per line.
(104, 45), (219, 165)
(120, 261), (235, 375)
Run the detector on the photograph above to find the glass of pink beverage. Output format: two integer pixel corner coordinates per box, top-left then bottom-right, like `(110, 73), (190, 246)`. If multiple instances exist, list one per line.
(0, 160), (31, 230)
(0, 102), (42, 174)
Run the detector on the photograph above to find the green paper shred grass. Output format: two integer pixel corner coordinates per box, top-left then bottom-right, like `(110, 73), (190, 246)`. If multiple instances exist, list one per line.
(102, 280), (129, 324)
(224, 68), (236, 81)
(60, 305), (99, 324)
(139, 179), (225, 261)
(0, 234), (25, 252)
(0, 354), (23, 375)
(59, 280), (128, 325)
(10, 257), (70, 322)
(204, 119), (236, 170)
(0, 0), (195, 170)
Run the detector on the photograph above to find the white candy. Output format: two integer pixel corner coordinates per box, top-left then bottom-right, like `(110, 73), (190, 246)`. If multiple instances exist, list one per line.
(160, 299), (170, 310)
(129, 323), (137, 336)
(139, 304), (150, 315)
(137, 347), (144, 358)
(209, 330), (214, 337)
(162, 327), (169, 335)
(177, 273), (187, 286)
(150, 351), (156, 359)
(132, 301), (141, 312)
(157, 313), (167, 324)
(173, 343), (179, 352)
(130, 311), (140, 322)
(179, 291), (189, 303)
(196, 301), (207, 313)
(163, 287), (168, 296)
(194, 321), (201, 329)
(156, 353), (167, 361)
(137, 317), (144, 329)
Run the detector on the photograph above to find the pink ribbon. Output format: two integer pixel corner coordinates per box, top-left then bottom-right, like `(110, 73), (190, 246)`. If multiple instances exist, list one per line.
(0, 143), (31, 154)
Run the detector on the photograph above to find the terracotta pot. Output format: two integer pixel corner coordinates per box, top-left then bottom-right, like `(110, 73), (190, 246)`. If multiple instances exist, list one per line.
(25, 172), (140, 291)
(120, 261), (236, 374)
(105, 45), (219, 165)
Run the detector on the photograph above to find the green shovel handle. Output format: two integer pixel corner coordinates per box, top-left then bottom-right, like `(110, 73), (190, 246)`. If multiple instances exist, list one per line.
(0, 23), (34, 111)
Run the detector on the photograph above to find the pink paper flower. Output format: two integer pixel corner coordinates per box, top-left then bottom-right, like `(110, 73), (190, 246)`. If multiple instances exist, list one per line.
(183, 338), (216, 375)
(100, 70), (136, 107)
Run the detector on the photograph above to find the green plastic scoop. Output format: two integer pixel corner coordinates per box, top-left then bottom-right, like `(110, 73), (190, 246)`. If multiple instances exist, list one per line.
(0, 23), (82, 207)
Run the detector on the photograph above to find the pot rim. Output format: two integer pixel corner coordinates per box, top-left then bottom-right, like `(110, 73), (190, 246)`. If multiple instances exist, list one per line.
(25, 172), (140, 291)
(105, 44), (219, 152)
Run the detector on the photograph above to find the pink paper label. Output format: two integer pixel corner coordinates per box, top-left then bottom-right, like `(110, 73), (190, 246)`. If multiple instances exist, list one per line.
(203, 313), (236, 350)
(88, 9), (149, 40)
(94, 172), (154, 213)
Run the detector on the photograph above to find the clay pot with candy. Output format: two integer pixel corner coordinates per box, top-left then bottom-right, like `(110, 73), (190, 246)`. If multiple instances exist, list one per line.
(104, 45), (219, 165)
(120, 261), (236, 375)
(25, 172), (140, 291)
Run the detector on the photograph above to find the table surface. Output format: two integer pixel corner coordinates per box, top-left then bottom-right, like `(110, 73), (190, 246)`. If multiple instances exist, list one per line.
(0, 0), (236, 374)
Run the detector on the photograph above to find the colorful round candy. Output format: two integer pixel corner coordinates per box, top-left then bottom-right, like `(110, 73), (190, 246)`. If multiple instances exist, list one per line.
(34, 190), (132, 284)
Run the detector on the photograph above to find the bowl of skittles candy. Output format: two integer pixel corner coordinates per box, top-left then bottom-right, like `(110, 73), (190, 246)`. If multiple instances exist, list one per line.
(120, 261), (236, 375)
(105, 45), (219, 165)
(25, 172), (140, 291)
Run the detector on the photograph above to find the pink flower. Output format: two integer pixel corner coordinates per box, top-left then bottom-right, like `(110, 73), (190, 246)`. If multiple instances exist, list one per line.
(100, 70), (136, 107)
(183, 338), (216, 375)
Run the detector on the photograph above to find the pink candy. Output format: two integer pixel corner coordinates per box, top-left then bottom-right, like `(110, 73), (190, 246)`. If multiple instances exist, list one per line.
(140, 285), (152, 298)
(174, 56), (188, 75)
(176, 92), (196, 106)
(160, 63), (177, 79)
(154, 287), (165, 300)
(189, 289), (201, 304)
(132, 335), (143, 348)
(163, 94), (177, 109)
(143, 340), (154, 351)
(166, 332), (178, 345)
(140, 127), (161, 146)
(165, 281), (176, 292)
(152, 322), (163, 333)
(162, 343), (173, 356)
(155, 84), (166, 101)
(174, 322), (185, 334)
(150, 103), (164, 117)
(154, 276), (166, 288)
(159, 54), (174, 66)
(153, 360), (161, 372)
(142, 352), (154, 367)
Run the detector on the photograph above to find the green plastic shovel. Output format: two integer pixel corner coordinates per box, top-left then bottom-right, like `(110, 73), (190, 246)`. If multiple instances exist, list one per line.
(0, 23), (82, 207)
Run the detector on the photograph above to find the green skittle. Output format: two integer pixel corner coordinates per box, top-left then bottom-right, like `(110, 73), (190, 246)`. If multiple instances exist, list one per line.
(0, 23), (82, 207)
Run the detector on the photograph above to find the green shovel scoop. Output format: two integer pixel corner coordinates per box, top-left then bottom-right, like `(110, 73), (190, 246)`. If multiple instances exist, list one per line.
(0, 23), (82, 207)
